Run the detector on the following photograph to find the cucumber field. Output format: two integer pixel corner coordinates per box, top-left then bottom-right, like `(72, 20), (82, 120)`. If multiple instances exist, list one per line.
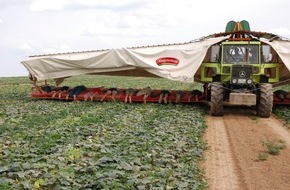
(0, 76), (207, 190)
(0, 75), (289, 190)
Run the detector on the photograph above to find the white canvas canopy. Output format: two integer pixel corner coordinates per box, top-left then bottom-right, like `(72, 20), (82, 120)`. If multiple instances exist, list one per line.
(260, 38), (290, 86)
(21, 36), (228, 83)
(21, 34), (290, 85)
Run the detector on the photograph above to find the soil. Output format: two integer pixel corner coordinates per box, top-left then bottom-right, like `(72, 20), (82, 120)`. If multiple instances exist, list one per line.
(203, 107), (290, 190)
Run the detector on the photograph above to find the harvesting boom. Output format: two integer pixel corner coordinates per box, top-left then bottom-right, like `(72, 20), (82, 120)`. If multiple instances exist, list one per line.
(21, 20), (290, 117)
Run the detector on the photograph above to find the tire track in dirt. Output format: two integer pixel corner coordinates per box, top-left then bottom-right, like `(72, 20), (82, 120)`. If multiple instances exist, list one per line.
(204, 108), (290, 190)
(204, 116), (242, 190)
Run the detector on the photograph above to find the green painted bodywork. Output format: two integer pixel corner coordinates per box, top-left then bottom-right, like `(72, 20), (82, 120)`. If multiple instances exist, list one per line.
(200, 41), (279, 84)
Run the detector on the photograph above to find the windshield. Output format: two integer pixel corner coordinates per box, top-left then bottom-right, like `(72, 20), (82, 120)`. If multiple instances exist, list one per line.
(223, 45), (258, 64)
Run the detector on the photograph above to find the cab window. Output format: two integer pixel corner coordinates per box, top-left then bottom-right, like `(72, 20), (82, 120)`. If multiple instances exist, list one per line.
(223, 45), (258, 64)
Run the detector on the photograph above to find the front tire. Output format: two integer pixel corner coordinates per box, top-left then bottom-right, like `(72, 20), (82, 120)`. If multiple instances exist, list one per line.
(210, 82), (224, 116)
(256, 83), (273, 118)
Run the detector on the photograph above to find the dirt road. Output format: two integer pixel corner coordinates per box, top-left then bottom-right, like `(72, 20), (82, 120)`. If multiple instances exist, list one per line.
(203, 108), (290, 190)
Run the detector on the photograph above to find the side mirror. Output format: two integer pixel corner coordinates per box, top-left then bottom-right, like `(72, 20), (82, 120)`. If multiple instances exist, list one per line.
(214, 54), (219, 62)
(210, 45), (220, 62)
(264, 53), (272, 62)
(262, 45), (272, 63)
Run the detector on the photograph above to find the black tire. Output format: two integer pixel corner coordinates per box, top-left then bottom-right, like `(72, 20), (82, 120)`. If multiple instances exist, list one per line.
(210, 82), (224, 116)
(257, 83), (273, 118)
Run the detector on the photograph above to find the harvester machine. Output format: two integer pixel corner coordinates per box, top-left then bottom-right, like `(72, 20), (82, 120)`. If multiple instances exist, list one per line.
(22, 20), (290, 117)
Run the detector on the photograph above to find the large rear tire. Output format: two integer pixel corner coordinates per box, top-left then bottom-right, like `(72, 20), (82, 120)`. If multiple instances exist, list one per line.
(257, 83), (273, 118)
(210, 82), (224, 116)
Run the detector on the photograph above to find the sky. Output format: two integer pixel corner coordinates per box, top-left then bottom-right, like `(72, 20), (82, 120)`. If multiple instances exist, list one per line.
(1, 0), (290, 77)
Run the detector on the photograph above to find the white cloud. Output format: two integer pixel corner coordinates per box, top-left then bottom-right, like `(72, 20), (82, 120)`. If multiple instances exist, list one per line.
(18, 43), (32, 51)
(0, 18), (2, 24)
(30, 0), (68, 12)
(81, 14), (161, 38)
(79, 8), (165, 41)
(270, 28), (290, 37)
(41, 44), (72, 54)
(73, 0), (141, 8)
(29, 0), (141, 12)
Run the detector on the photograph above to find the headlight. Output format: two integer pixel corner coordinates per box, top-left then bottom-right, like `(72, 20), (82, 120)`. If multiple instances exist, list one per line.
(232, 79), (237, 84)
(247, 79), (252, 84)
